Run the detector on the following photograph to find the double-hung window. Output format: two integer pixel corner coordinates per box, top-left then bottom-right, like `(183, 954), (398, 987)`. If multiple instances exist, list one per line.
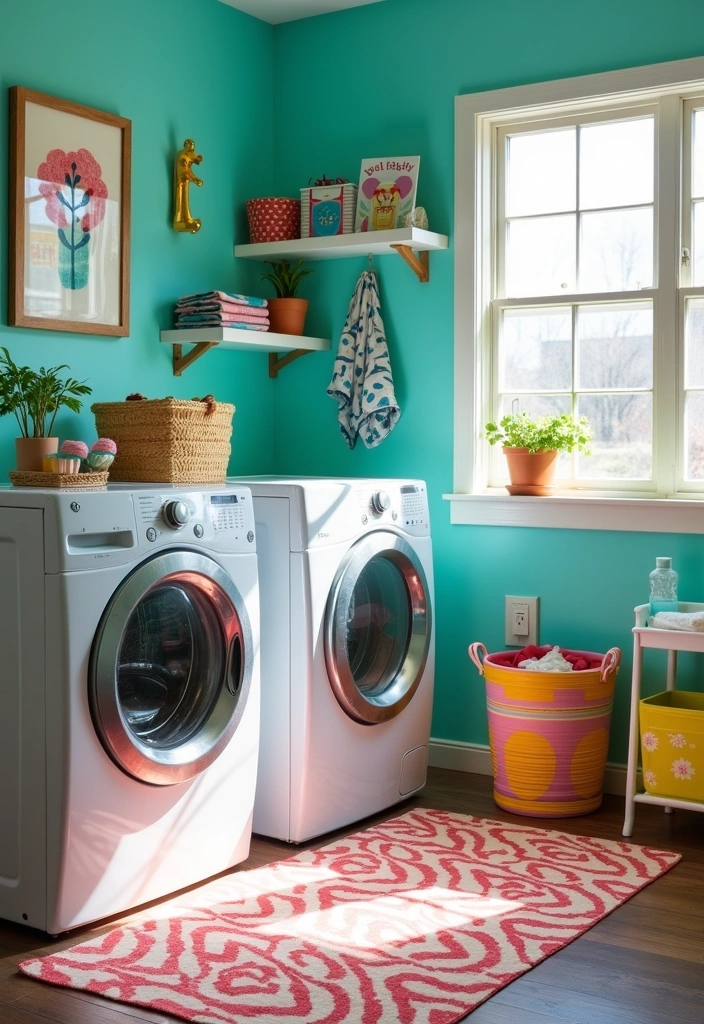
(452, 58), (704, 527)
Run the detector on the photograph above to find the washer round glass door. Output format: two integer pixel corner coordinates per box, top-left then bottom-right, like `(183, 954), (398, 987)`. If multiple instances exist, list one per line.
(90, 551), (252, 785)
(324, 532), (431, 724)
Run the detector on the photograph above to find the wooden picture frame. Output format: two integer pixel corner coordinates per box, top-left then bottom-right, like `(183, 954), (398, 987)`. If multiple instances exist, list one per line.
(9, 86), (131, 336)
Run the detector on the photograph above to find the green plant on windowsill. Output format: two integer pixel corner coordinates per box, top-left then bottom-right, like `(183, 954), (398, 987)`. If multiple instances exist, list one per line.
(484, 412), (592, 495)
(485, 412), (592, 454)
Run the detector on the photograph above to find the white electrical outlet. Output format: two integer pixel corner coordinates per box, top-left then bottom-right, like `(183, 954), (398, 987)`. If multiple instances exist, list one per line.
(505, 596), (539, 647)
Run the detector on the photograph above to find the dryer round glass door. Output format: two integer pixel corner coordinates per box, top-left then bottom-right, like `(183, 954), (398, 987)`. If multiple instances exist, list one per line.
(89, 551), (252, 785)
(324, 532), (431, 724)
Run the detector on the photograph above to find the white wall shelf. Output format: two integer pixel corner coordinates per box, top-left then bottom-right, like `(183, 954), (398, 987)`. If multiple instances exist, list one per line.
(234, 226), (449, 283)
(160, 327), (330, 378)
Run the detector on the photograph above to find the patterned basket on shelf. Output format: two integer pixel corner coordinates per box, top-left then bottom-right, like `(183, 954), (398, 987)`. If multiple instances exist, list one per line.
(92, 397), (234, 483)
(245, 197), (300, 243)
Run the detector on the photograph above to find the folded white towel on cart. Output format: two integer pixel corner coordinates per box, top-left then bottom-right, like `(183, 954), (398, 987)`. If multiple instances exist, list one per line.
(650, 611), (704, 631)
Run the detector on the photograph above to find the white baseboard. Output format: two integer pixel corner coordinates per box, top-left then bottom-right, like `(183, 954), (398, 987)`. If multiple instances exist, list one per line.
(429, 738), (639, 798)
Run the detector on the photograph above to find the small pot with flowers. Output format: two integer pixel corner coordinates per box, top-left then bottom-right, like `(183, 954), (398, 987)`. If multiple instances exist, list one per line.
(485, 412), (592, 495)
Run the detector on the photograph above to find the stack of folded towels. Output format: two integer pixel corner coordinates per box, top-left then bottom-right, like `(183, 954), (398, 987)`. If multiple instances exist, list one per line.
(174, 291), (269, 331)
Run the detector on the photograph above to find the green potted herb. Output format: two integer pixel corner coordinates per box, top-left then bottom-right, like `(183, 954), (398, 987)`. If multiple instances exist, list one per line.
(0, 347), (92, 472)
(261, 259), (314, 336)
(485, 412), (592, 495)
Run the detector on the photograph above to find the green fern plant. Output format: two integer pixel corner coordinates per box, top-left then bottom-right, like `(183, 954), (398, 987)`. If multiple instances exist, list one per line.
(261, 259), (314, 298)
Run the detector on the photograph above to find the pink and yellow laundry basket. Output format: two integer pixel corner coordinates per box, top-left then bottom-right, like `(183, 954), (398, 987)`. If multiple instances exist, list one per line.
(469, 643), (621, 817)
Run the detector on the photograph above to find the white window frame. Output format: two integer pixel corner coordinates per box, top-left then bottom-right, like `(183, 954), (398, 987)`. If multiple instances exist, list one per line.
(492, 104), (659, 492)
(446, 56), (704, 532)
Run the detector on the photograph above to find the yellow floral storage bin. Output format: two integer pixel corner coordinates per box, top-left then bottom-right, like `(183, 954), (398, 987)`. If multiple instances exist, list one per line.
(639, 691), (704, 801)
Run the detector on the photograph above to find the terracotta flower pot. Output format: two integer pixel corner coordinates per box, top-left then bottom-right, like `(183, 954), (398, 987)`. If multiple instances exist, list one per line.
(268, 298), (309, 336)
(15, 436), (59, 472)
(503, 446), (558, 496)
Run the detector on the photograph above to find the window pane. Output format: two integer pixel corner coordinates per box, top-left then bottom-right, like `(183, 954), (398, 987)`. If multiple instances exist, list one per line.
(685, 392), (704, 480)
(501, 308), (572, 391)
(506, 215), (576, 296)
(507, 129), (576, 216)
(694, 201), (704, 286)
(580, 208), (653, 292)
(577, 303), (653, 390)
(693, 110), (704, 199)
(576, 393), (652, 479)
(686, 298), (704, 388)
(579, 118), (654, 210)
(500, 394), (571, 417)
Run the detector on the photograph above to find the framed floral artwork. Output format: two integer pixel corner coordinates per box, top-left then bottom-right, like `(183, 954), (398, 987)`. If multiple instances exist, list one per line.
(9, 87), (131, 336)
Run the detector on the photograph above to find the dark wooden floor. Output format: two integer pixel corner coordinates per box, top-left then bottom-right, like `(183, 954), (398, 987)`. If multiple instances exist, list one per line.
(0, 768), (702, 1023)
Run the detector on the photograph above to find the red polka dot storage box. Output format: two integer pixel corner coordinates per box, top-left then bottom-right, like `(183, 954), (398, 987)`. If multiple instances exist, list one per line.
(469, 642), (621, 817)
(245, 197), (300, 243)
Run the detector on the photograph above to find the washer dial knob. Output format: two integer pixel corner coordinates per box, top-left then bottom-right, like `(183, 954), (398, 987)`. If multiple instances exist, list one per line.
(371, 490), (391, 514)
(163, 499), (189, 529)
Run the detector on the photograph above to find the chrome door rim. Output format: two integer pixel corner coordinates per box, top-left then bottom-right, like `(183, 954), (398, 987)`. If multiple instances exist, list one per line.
(324, 531), (431, 724)
(90, 550), (252, 785)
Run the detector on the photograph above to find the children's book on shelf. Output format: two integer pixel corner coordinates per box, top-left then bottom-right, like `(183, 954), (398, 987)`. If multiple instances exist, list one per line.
(354, 156), (420, 232)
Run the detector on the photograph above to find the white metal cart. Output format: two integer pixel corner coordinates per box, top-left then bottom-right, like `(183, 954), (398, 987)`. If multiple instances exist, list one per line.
(623, 603), (704, 836)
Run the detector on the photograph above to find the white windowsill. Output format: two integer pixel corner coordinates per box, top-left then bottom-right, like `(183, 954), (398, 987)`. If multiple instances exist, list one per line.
(443, 491), (704, 533)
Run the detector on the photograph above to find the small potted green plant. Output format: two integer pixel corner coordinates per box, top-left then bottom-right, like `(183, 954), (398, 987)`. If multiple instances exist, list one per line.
(0, 347), (92, 472)
(261, 259), (314, 336)
(485, 412), (592, 495)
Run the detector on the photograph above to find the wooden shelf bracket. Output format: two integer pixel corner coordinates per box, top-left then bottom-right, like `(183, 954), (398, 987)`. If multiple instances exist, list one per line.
(172, 341), (217, 376)
(390, 244), (430, 282)
(268, 349), (312, 378)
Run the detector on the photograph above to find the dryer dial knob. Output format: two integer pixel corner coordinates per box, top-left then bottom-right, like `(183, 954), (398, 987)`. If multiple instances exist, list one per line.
(371, 490), (391, 514)
(163, 499), (189, 529)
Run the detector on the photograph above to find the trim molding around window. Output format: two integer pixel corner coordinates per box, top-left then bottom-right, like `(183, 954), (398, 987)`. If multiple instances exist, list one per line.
(448, 55), (704, 531)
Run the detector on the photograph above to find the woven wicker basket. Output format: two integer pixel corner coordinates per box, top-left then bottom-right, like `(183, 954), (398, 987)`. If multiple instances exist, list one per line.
(9, 470), (109, 489)
(92, 398), (234, 483)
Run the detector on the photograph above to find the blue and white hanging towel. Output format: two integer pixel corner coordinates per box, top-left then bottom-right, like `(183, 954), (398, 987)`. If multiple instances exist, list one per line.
(326, 270), (400, 449)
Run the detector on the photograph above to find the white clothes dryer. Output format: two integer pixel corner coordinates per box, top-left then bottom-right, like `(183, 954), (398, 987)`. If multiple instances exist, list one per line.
(229, 477), (434, 843)
(0, 484), (259, 934)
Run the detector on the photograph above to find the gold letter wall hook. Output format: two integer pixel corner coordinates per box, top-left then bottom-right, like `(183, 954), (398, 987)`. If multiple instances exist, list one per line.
(173, 138), (203, 233)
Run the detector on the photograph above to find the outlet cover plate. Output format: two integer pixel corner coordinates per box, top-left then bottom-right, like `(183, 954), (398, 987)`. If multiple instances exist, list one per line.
(505, 595), (539, 647)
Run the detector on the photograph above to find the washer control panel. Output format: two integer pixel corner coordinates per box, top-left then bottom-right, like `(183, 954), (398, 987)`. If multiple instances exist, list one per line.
(133, 488), (254, 550)
(400, 483), (429, 528)
(356, 481), (429, 535)
(209, 492), (247, 533)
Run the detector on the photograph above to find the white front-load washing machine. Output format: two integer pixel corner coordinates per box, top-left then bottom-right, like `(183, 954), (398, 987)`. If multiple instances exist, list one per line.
(0, 484), (259, 933)
(229, 477), (434, 843)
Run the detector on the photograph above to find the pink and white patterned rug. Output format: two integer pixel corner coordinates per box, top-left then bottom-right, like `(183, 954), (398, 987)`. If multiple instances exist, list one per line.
(20, 808), (679, 1024)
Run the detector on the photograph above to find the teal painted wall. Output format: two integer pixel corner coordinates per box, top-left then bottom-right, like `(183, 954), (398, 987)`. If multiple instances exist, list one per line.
(272, 0), (704, 762)
(0, 0), (275, 477)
